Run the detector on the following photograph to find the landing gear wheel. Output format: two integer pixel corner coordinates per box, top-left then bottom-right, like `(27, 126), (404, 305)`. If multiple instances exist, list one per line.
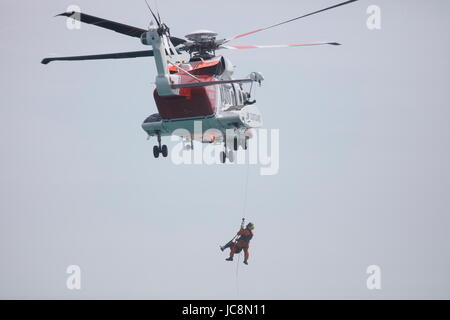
(233, 137), (238, 151)
(161, 145), (168, 157)
(228, 150), (234, 162)
(243, 137), (248, 150)
(220, 151), (227, 164)
(153, 146), (160, 158)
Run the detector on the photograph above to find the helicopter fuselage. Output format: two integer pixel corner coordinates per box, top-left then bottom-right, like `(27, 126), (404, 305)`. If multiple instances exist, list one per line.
(142, 60), (263, 143)
(140, 27), (262, 144)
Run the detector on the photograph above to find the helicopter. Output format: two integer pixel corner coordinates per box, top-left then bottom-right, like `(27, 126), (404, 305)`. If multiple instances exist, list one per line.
(42, 0), (358, 163)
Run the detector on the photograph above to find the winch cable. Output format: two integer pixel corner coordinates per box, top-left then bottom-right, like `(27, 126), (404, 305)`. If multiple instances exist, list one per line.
(235, 159), (251, 296)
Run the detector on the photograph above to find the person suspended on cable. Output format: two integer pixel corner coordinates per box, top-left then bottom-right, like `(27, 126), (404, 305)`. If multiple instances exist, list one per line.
(220, 220), (254, 265)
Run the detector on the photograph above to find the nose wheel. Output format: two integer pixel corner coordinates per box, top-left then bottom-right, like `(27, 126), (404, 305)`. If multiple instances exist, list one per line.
(153, 133), (168, 158)
(220, 151), (226, 163)
(153, 145), (168, 158)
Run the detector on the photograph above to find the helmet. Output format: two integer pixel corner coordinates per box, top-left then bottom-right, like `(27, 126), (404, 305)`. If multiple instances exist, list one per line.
(246, 223), (255, 230)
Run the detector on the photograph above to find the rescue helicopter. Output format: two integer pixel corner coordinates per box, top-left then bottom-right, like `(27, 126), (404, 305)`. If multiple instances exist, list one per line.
(42, 0), (358, 163)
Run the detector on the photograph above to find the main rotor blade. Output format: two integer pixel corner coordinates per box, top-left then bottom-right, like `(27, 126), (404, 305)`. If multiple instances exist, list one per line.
(220, 42), (341, 50)
(225, 0), (358, 43)
(168, 36), (187, 47)
(145, 0), (161, 27)
(57, 11), (147, 38)
(41, 50), (154, 64)
(56, 11), (186, 46)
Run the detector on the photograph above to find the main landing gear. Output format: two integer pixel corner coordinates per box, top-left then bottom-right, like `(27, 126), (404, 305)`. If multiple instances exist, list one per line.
(220, 149), (235, 164)
(220, 139), (235, 164)
(153, 133), (168, 158)
(233, 136), (248, 151)
(220, 135), (249, 163)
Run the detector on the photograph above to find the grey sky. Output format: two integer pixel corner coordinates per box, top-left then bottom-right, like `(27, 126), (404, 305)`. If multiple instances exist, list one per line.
(1, 0), (450, 299)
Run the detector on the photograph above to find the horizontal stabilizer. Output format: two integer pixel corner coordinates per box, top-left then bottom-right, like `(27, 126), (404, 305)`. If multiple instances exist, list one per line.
(171, 78), (254, 89)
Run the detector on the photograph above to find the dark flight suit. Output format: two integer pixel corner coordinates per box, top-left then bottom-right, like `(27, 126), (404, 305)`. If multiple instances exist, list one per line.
(226, 228), (253, 261)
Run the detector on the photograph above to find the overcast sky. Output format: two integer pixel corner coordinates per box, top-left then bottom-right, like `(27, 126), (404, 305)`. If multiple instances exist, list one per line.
(1, 0), (450, 299)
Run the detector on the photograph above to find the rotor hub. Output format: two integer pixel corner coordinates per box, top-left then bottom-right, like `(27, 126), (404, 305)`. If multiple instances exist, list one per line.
(183, 30), (222, 60)
(185, 30), (218, 42)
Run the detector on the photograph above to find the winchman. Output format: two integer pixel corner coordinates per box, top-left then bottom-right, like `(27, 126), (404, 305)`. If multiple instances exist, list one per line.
(220, 220), (254, 265)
